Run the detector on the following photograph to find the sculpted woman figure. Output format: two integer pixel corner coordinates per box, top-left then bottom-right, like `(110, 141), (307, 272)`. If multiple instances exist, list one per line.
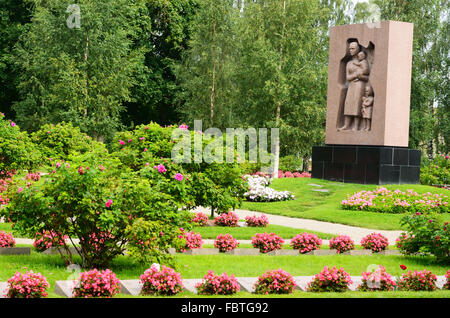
(338, 41), (370, 131)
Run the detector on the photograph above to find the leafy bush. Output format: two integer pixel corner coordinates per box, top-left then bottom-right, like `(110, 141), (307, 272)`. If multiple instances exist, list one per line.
(191, 212), (209, 226)
(72, 269), (121, 298)
(307, 266), (353, 292)
(253, 269), (296, 294)
(290, 233), (322, 254)
(245, 214), (269, 227)
(397, 213), (449, 262)
(0, 231), (15, 248)
(341, 187), (448, 214)
(33, 230), (68, 252)
(214, 234), (240, 252)
(251, 232), (284, 253)
(360, 233), (389, 253)
(397, 269), (437, 291)
(0, 170), (15, 207)
(358, 265), (396, 291)
(214, 211), (239, 227)
(195, 271), (240, 295)
(0, 113), (41, 171)
(279, 155), (303, 172)
(329, 235), (355, 254)
(140, 265), (184, 296)
(420, 154), (449, 186)
(6, 271), (49, 298)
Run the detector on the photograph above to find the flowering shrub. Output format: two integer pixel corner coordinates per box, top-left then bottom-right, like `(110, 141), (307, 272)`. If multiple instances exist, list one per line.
(140, 265), (183, 296)
(177, 229), (203, 252)
(214, 234), (240, 252)
(245, 214), (269, 227)
(341, 187), (448, 214)
(195, 271), (240, 295)
(329, 235), (355, 254)
(251, 232), (284, 253)
(253, 269), (296, 294)
(420, 154), (449, 186)
(290, 233), (322, 254)
(397, 213), (450, 261)
(358, 266), (396, 291)
(307, 266), (353, 292)
(191, 212), (209, 226)
(25, 172), (41, 182)
(0, 231), (15, 248)
(443, 270), (450, 290)
(214, 211), (239, 227)
(243, 175), (294, 202)
(0, 170), (15, 207)
(72, 269), (121, 298)
(360, 233), (389, 253)
(6, 271), (49, 298)
(284, 171), (294, 178)
(397, 270), (437, 291)
(33, 230), (68, 252)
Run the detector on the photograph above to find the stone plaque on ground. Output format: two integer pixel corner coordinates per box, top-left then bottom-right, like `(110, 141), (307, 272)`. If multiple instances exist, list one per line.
(225, 248), (260, 255)
(54, 280), (76, 298)
(292, 276), (315, 291)
(182, 279), (203, 294)
(42, 247), (80, 255)
(0, 282), (8, 298)
(120, 280), (142, 296)
(236, 277), (258, 293)
(0, 247), (31, 255)
(183, 248), (220, 255)
(377, 249), (401, 255)
(349, 276), (363, 291)
(266, 249), (299, 256)
(342, 249), (372, 256)
(304, 249), (336, 256)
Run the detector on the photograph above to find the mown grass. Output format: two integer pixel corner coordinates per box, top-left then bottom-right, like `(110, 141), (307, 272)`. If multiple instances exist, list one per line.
(0, 251), (448, 298)
(241, 178), (450, 230)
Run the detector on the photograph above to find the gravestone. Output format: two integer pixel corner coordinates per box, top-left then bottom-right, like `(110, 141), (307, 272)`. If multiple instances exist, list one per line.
(312, 21), (420, 184)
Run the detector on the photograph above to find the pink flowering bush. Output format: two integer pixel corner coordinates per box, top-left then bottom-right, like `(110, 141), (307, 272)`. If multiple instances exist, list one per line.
(251, 232), (284, 253)
(358, 265), (396, 291)
(72, 269), (121, 298)
(329, 235), (355, 254)
(140, 265), (184, 296)
(33, 230), (68, 252)
(307, 266), (353, 292)
(397, 269), (437, 291)
(6, 271), (49, 298)
(191, 212), (209, 226)
(341, 187), (448, 214)
(245, 214), (269, 227)
(0, 231), (15, 248)
(420, 154), (449, 186)
(214, 234), (240, 252)
(195, 271), (240, 295)
(214, 211), (239, 227)
(443, 270), (450, 290)
(253, 269), (296, 294)
(0, 170), (15, 207)
(177, 229), (203, 252)
(291, 233), (322, 254)
(360, 233), (389, 253)
(284, 171), (294, 178)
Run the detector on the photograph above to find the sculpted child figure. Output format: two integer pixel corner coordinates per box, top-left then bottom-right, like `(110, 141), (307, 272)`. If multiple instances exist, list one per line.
(361, 84), (374, 131)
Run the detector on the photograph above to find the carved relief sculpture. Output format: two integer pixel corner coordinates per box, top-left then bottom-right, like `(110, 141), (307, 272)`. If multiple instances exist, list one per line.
(361, 84), (374, 131)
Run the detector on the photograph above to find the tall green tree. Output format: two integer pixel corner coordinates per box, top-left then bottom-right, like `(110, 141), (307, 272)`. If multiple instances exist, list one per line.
(13, 0), (150, 141)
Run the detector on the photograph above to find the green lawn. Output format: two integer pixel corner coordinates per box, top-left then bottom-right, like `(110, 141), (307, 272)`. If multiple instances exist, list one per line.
(0, 251), (448, 298)
(193, 224), (335, 240)
(241, 178), (450, 230)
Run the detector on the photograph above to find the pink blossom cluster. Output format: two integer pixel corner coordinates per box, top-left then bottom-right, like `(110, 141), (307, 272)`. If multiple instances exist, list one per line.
(341, 187), (448, 214)
(251, 232), (284, 253)
(33, 230), (68, 252)
(0, 170), (15, 206)
(358, 265), (396, 291)
(174, 173), (184, 181)
(329, 235), (355, 254)
(24, 171), (41, 182)
(140, 265), (184, 296)
(245, 214), (269, 227)
(178, 229), (203, 252)
(6, 271), (49, 298)
(0, 231), (15, 248)
(307, 266), (353, 292)
(214, 211), (239, 227)
(153, 164), (167, 173)
(214, 234), (240, 252)
(277, 170), (311, 178)
(253, 269), (296, 294)
(72, 269), (121, 298)
(195, 271), (240, 295)
(290, 233), (322, 254)
(397, 269), (437, 291)
(80, 231), (114, 252)
(443, 270), (450, 290)
(360, 233), (389, 253)
(191, 212), (209, 226)
(178, 124), (189, 131)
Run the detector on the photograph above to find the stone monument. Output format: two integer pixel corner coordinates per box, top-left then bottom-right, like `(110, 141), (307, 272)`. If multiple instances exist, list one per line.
(312, 20), (421, 184)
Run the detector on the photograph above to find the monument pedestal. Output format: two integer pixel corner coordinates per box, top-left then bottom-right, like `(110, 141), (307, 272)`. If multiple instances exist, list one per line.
(312, 145), (420, 185)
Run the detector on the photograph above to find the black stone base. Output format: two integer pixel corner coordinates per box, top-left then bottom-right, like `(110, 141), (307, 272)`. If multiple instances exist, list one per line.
(312, 145), (421, 185)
